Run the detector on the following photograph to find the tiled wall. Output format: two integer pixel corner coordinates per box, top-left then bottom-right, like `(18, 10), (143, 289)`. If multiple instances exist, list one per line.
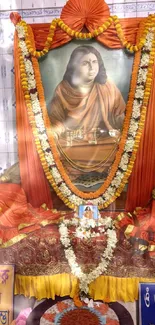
(0, 0), (155, 173)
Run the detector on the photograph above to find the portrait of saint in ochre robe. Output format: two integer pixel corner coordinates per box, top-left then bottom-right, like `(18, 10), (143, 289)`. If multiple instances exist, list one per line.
(83, 206), (94, 219)
(49, 45), (126, 190)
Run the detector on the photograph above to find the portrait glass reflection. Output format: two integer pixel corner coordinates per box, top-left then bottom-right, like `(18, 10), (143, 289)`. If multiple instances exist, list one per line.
(39, 40), (133, 192)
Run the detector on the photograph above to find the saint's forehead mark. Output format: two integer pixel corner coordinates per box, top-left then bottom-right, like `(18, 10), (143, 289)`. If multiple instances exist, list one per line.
(80, 57), (98, 63)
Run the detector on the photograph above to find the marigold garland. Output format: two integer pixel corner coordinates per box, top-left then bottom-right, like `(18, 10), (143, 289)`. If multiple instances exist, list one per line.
(15, 16), (155, 209)
(18, 15), (153, 57)
(24, 23), (142, 204)
(113, 31), (155, 203)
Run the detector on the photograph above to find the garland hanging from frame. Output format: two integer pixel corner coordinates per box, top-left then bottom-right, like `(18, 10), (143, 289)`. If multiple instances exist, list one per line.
(13, 14), (155, 209)
(59, 216), (117, 295)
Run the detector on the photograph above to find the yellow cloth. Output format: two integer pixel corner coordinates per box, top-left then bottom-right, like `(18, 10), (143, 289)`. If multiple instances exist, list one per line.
(14, 274), (155, 302)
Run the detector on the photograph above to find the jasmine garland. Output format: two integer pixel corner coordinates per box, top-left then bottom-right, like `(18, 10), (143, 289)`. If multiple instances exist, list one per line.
(59, 216), (117, 295)
(16, 22), (155, 209)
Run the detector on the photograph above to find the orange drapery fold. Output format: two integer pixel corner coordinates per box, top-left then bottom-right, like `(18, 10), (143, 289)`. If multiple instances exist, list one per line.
(14, 0), (155, 210)
(14, 33), (53, 208)
(32, 18), (144, 51)
(125, 60), (155, 212)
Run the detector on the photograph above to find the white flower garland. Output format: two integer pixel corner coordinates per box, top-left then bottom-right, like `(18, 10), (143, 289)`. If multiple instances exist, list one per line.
(59, 217), (117, 294)
(16, 24), (154, 208)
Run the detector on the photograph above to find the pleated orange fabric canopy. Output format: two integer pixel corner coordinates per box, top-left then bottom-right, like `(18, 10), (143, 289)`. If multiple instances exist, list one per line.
(31, 0), (143, 50)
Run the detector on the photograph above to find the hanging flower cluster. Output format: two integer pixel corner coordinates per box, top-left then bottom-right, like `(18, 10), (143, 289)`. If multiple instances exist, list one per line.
(15, 16), (155, 209)
(59, 216), (117, 295)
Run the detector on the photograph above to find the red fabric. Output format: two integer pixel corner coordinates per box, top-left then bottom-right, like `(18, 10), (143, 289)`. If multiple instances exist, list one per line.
(61, 0), (110, 30)
(14, 34), (53, 208)
(0, 183), (118, 245)
(126, 61), (155, 212)
(0, 184), (61, 243)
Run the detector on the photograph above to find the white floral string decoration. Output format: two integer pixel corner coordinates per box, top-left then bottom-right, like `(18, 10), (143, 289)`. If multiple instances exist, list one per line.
(59, 216), (117, 295)
(16, 22), (155, 209)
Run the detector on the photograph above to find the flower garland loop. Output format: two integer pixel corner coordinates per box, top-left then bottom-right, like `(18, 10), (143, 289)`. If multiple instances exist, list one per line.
(18, 15), (153, 57)
(15, 15), (155, 209)
(59, 216), (117, 295)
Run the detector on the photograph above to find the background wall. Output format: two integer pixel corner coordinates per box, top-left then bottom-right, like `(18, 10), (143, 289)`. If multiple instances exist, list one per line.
(0, 0), (155, 174)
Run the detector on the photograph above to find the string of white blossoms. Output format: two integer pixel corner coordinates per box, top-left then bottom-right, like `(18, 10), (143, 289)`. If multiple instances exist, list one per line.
(16, 24), (154, 208)
(59, 217), (117, 294)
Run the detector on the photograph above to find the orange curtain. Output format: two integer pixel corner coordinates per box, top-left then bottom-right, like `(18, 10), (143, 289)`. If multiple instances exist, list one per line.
(31, 0), (143, 51)
(14, 0), (155, 210)
(32, 18), (143, 51)
(14, 34), (52, 208)
(125, 61), (155, 212)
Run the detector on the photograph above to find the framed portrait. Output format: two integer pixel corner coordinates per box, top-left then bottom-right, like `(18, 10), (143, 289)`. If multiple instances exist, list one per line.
(39, 40), (133, 193)
(78, 205), (99, 219)
(8, 0), (155, 212)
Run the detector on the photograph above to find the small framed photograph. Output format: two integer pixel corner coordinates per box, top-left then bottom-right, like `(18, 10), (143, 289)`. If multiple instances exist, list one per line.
(0, 311), (9, 325)
(78, 205), (99, 219)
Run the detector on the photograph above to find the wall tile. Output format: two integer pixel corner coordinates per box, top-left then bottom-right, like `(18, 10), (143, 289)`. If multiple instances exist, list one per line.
(124, 12), (137, 17)
(1, 19), (14, 55)
(25, 17), (45, 23)
(137, 1), (155, 11)
(44, 0), (66, 6)
(124, 3), (137, 12)
(138, 0), (155, 2)
(9, 152), (18, 166)
(0, 54), (4, 84)
(6, 88), (16, 121)
(124, 0), (137, 3)
(22, 0), (44, 9)
(0, 121), (8, 152)
(112, 0), (125, 3)
(0, 88), (9, 122)
(0, 152), (8, 173)
(115, 12), (125, 18)
(112, 3), (125, 12)
(3, 54), (14, 89)
(6, 120), (17, 153)
(0, 23), (4, 54)
(105, 0), (113, 4)
(43, 8), (62, 17)
(136, 11), (148, 16)
(44, 16), (54, 22)
(22, 9), (44, 18)
(1, 1), (22, 11)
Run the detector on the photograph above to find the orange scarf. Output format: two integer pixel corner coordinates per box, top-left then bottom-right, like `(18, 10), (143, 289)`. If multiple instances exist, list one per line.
(50, 80), (126, 136)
